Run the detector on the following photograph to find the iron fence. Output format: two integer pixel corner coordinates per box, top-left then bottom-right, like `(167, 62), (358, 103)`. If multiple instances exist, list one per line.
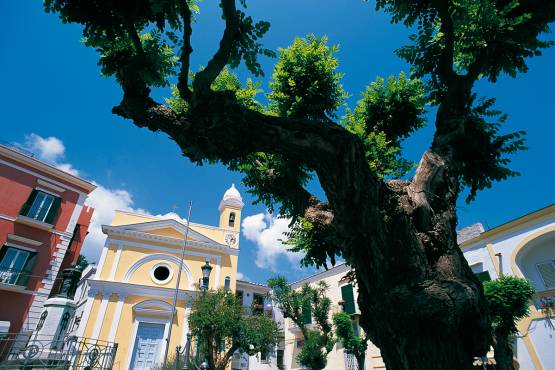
(0, 333), (117, 370)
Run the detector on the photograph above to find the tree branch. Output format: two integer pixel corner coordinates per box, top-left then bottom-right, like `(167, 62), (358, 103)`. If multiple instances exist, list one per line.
(125, 20), (145, 57)
(177, 1), (194, 101)
(192, 0), (239, 97)
(435, 0), (456, 84)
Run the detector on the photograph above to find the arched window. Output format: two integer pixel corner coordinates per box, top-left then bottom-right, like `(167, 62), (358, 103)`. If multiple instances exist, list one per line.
(229, 212), (236, 227)
(224, 276), (231, 291)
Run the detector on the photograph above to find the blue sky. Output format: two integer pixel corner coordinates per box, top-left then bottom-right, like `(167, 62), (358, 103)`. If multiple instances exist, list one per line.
(1, 1), (554, 284)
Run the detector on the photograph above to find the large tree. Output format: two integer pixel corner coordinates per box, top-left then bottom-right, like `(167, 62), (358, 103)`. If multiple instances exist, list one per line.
(44, 1), (554, 369)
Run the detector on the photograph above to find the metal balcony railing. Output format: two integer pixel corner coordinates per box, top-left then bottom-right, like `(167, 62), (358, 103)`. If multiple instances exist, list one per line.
(0, 268), (28, 287)
(0, 333), (118, 370)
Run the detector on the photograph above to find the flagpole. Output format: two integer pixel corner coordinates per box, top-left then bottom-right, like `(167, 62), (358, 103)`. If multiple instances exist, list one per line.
(164, 201), (193, 365)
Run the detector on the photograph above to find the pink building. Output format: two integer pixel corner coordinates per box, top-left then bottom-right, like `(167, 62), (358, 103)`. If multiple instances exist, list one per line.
(0, 144), (95, 337)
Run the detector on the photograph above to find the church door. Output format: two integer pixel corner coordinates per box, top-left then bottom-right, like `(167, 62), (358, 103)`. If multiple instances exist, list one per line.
(130, 322), (166, 370)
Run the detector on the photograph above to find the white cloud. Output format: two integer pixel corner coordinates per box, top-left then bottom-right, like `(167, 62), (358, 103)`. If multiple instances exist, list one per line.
(84, 187), (189, 261)
(22, 134), (79, 175)
(18, 133), (187, 262)
(237, 271), (250, 281)
(82, 184), (146, 261)
(242, 213), (302, 271)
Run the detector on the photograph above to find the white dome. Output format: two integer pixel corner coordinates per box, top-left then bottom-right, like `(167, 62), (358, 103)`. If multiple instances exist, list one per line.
(219, 184), (244, 211)
(223, 183), (242, 201)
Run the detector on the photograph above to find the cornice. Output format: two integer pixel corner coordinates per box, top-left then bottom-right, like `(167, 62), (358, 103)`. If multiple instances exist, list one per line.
(459, 204), (555, 249)
(0, 145), (96, 193)
(102, 226), (240, 255)
(88, 279), (198, 301)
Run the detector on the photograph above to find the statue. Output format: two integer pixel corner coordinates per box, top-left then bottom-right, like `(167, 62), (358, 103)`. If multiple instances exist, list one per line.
(56, 268), (82, 300)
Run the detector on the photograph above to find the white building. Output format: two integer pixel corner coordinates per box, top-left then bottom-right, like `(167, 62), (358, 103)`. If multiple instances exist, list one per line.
(234, 280), (284, 370)
(459, 204), (555, 370)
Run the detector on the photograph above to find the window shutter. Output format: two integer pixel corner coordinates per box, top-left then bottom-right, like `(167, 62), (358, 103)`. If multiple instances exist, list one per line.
(474, 271), (491, 283)
(20, 189), (38, 216)
(537, 261), (555, 289)
(341, 284), (356, 314)
(16, 252), (37, 287)
(302, 300), (312, 325)
(44, 196), (62, 224)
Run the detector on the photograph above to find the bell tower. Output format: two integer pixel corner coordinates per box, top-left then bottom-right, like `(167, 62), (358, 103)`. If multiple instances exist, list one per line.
(219, 184), (244, 232)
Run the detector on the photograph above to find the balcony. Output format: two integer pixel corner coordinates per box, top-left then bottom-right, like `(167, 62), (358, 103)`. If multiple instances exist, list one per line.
(532, 289), (555, 314)
(0, 268), (29, 291)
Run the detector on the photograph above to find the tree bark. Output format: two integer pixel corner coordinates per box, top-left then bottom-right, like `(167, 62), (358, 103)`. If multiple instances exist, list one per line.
(356, 354), (365, 370)
(112, 89), (490, 370)
(492, 332), (515, 370)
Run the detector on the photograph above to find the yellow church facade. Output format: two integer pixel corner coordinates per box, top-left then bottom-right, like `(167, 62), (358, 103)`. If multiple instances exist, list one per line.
(77, 185), (244, 370)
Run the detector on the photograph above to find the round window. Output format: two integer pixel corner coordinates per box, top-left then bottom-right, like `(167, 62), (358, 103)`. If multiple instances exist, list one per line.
(151, 263), (172, 284)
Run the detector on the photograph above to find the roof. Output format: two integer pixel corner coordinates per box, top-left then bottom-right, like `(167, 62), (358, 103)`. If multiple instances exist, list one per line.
(0, 143), (96, 193)
(459, 203), (555, 247)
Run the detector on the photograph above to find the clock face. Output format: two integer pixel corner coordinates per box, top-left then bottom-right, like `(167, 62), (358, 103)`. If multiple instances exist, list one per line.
(224, 233), (238, 247)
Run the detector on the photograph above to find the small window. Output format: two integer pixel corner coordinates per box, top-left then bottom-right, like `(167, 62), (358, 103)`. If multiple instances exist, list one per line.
(236, 290), (244, 303)
(341, 284), (356, 315)
(20, 190), (61, 224)
(302, 299), (312, 324)
(536, 260), (555, 289)
(474, 271), (491, 283)
(277, 349), (284, 370)
(253, 293), (264, 315)
(151, 263), (172, 284)
(0, 246), (34, 286)
(224, 276), (231, 291)
(229, 212), (236, 227)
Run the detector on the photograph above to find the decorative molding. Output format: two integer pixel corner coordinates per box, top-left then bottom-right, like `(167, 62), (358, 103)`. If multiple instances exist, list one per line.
(123, 254), (193, 289)
(118, 240), (223, 288)
(108, 242), (123, 281)
(459, 205), (555, 249)
(511, 224), (555, 277)
(35, 187), (62, 197)
(7, 234), (43, 247)
(14, 215), (54, 231)
(37, 179), (66, 193)
(112, 219), (218, 245)
(103, 227), (239, 255)
(0, 214), (16, 222)
(112, 210), (234, 233)
(88, 279), (197, 301)
(4, 242), (37, 253)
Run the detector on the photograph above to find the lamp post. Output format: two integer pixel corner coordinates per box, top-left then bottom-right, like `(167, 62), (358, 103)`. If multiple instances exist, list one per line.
(201, 260), (212, 290)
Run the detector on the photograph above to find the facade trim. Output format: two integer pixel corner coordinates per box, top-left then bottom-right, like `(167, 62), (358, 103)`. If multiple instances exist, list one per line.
(103, 227), (239, 256)
(0, 146), (95, 192)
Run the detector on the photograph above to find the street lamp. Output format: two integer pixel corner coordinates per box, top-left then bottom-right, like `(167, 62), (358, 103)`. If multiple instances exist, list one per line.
(201, 260), (212, 290)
